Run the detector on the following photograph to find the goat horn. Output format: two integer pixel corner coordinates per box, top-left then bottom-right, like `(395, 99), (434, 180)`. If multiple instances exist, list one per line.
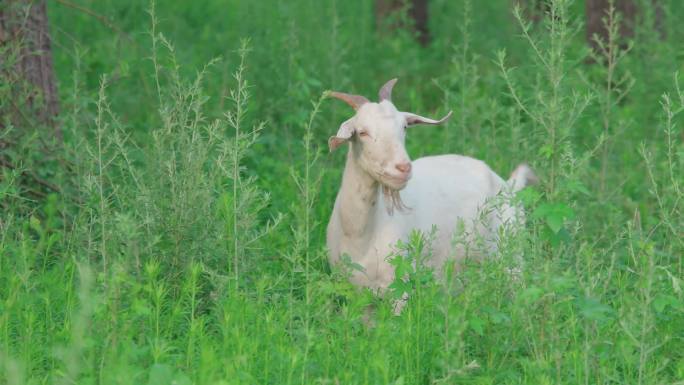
(329, 92), (369, 110)
(379, 78), (398, 102)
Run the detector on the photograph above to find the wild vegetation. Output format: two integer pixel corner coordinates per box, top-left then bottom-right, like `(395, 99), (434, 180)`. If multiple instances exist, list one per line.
(1, 0), (683, 384)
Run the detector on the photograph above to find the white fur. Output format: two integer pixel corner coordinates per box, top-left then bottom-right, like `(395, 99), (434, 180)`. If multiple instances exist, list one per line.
(326, 96), (534, 296)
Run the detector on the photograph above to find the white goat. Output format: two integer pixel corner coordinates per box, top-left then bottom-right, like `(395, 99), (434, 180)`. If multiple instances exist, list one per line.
(326, 79), (536, 299)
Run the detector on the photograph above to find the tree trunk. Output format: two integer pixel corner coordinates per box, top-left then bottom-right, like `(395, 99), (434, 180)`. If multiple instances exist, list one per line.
(375, 0), (430, 46)
(0, 0), (60, 137)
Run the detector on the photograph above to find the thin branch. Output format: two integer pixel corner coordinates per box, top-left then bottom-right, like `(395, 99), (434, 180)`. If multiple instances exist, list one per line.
(0, 156), (60, 193)
(53, 0), (132, 42)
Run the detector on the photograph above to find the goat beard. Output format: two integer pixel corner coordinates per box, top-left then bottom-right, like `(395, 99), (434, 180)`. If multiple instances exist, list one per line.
(382, 184), (410, 215)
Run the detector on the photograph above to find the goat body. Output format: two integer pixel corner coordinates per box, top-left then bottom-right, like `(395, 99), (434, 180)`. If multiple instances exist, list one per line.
(327, 151), (533, 292)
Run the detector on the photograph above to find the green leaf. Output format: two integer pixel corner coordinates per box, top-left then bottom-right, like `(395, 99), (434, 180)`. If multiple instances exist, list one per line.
(148, 364), (173, 385)
(564, 179), (591, 195)
(132, 299), (151, 316)
(516, 187), (542, 205)
(340, 254), (364, 273)
(538, 144), (554, 159)
(483, 306), (511, 324)
(519, 286), (544, 304)
(653, 294), (680, 313)
(468, 315), (485, 336)
(576, 297), (613, 322)
(389, 280), (411, 296)
(29, 215), (42, 234)
(533, 202), (576, 234)
(546, 213), (564, 234)
(147, 364), (191, 385)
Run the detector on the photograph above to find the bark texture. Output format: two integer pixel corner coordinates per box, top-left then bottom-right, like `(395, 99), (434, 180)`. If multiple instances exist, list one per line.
(0, 0), (60, 136)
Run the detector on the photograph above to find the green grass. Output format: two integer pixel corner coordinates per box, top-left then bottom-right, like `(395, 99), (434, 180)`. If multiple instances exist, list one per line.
(1, 0), (683, 383)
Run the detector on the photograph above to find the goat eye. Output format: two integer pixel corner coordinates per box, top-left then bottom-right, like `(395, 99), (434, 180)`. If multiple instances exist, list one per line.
(358, 131), (369, 137)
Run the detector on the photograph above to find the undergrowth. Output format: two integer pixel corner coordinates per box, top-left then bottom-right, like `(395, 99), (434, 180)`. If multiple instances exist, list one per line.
(1, 0), (683, 384)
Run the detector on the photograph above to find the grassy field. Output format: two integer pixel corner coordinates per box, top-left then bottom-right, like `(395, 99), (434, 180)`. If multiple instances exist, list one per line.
(1, 0), (683, 383)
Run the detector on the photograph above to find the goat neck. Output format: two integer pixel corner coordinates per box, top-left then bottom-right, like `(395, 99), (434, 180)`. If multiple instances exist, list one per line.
(337, 145), (380, 238)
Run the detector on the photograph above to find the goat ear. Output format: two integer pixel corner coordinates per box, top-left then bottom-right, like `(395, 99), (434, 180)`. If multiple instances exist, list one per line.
(404, 110), (453, 126)
(328, 117), (355, 152)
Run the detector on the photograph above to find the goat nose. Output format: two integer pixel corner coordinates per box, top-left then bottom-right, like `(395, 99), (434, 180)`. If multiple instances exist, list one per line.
(395, 162), (412, 173)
